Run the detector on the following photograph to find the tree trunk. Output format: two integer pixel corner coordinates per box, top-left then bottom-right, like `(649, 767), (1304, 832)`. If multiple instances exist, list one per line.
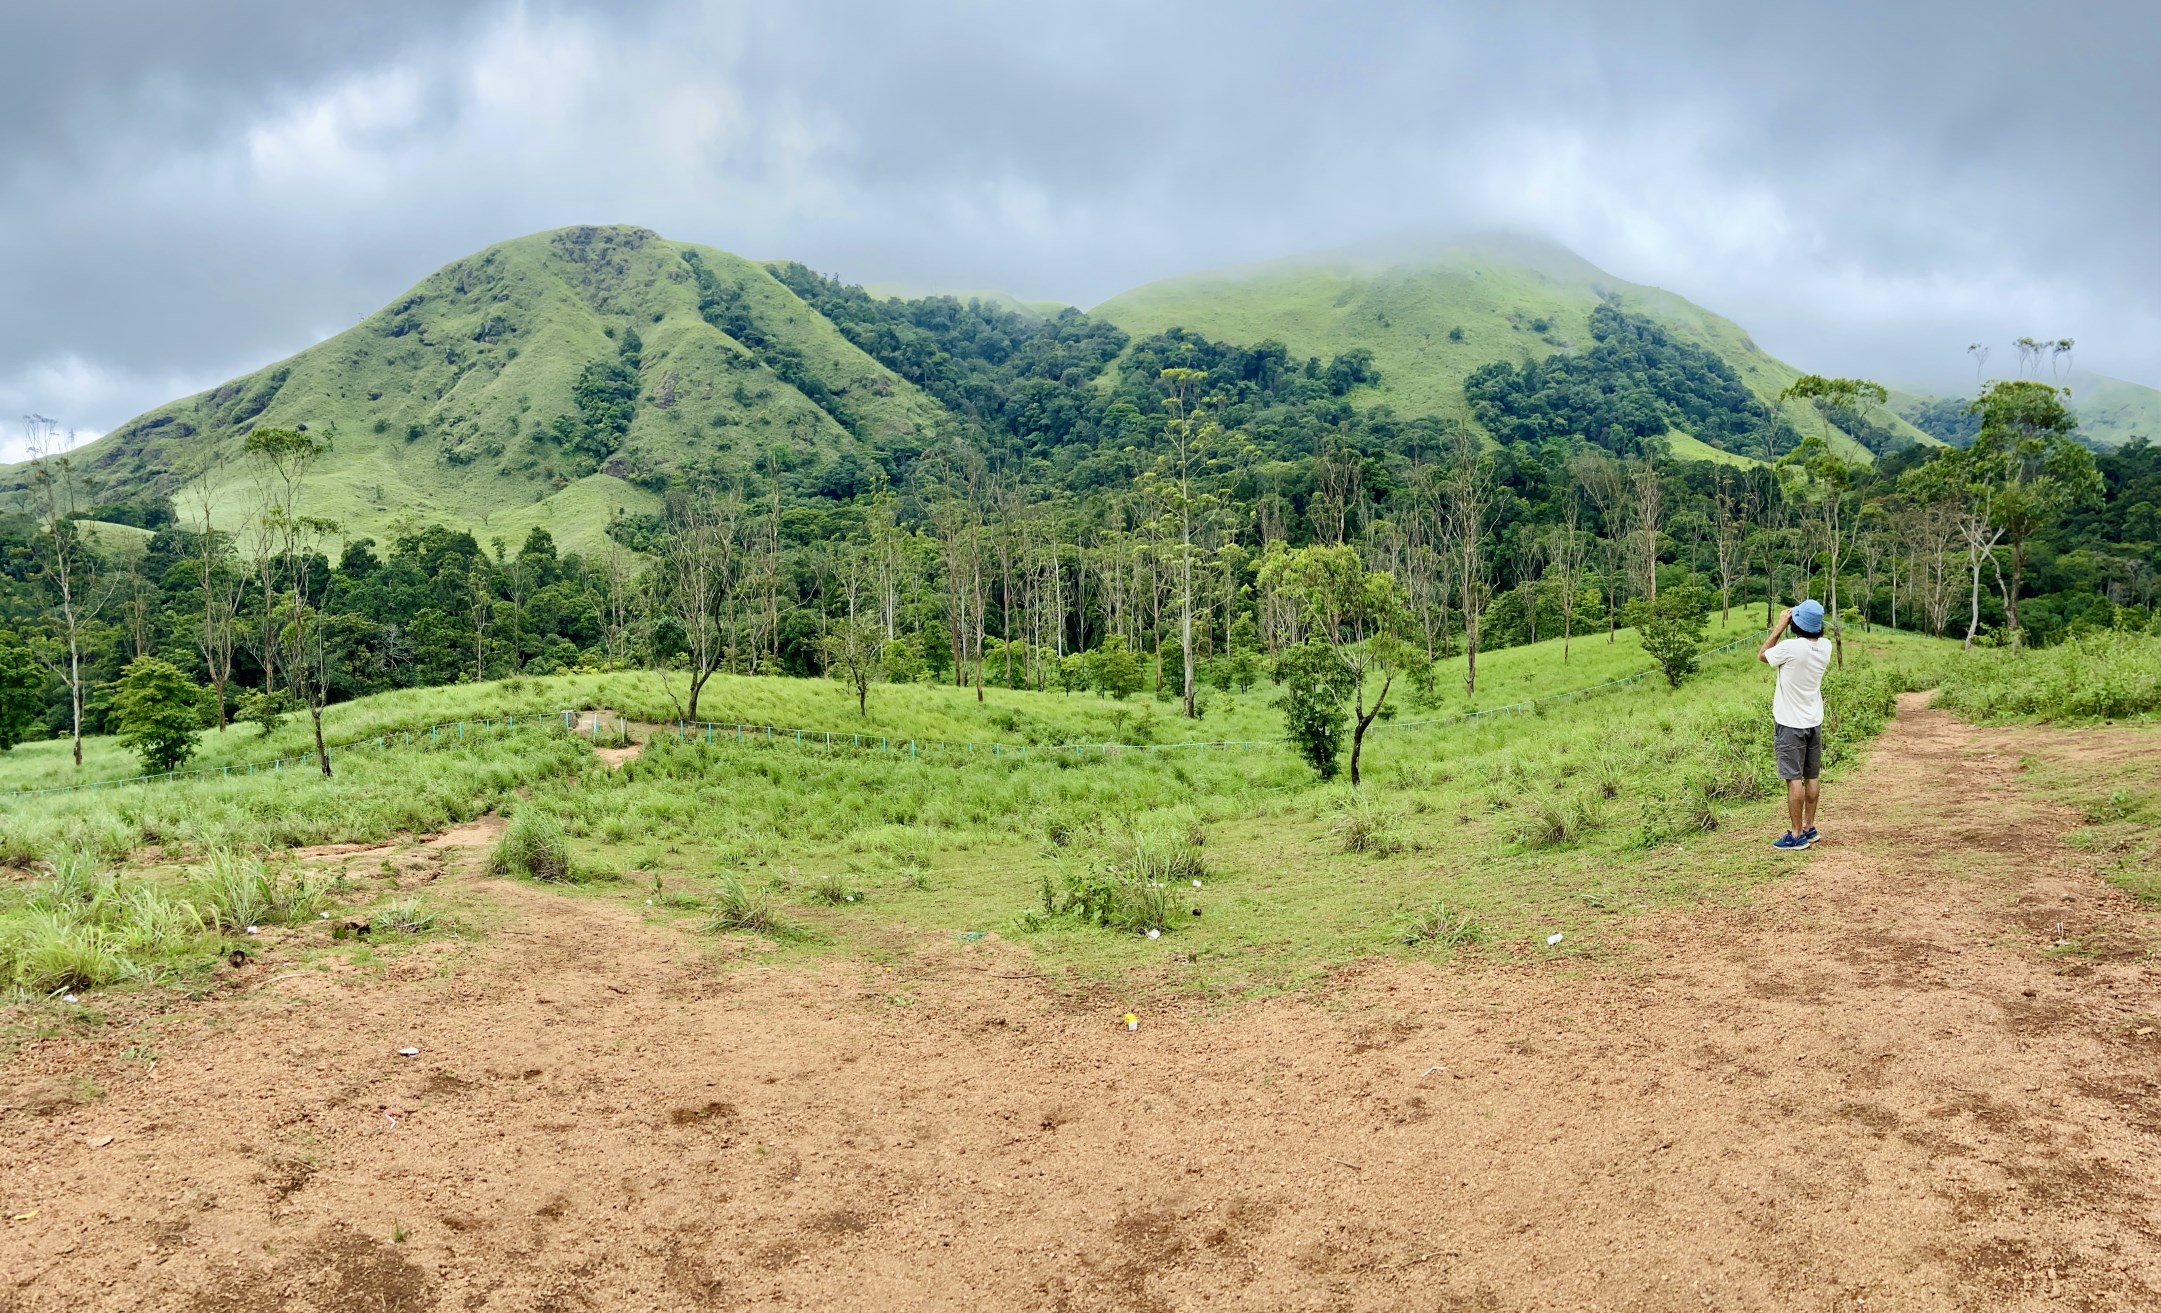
(311, 703), (331, 778)
(1996, 542), (2014, 643)
(1348, 673), (1390, 787)
(68, 629), (83, 768)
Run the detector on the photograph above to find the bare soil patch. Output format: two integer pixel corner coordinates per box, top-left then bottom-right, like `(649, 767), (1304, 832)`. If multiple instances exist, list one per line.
(5, 695), (2161, 1310)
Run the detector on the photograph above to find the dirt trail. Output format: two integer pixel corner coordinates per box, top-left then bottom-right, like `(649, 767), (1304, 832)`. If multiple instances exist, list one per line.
(6, 696), (2161, 1311)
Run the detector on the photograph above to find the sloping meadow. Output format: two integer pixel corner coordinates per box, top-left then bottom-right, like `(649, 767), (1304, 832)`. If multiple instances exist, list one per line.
(1, 630), (1946, 998)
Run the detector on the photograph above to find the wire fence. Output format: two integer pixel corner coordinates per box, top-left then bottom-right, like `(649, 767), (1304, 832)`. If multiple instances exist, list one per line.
(4, 631), (1765, 802)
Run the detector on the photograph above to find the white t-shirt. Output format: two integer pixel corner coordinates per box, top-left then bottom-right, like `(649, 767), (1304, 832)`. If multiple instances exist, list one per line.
(1766, 636), (1833, 729)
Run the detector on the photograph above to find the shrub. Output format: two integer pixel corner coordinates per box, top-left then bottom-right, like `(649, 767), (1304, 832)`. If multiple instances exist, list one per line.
(1275, 641), (1351, 779)
(1046, 825), (1205, 936)
(1511, 793), (1598, 849)
(109, 657), (207, 773)
(1083, 636), (1146, 700)
(490, 810), (572, 882)
(1622, 586), (1711, 688)
(233, 688), (296, 737)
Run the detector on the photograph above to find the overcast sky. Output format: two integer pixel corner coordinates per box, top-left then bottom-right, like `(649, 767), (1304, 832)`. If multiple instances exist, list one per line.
(4, 0), (2155, 456)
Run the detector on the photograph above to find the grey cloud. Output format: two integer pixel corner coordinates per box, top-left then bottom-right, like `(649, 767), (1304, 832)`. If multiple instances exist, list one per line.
(3, 0), (2156, 454)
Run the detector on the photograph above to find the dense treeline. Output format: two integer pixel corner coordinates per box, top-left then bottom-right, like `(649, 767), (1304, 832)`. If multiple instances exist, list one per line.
(1464, 301), (1799, 459)
(8, 280), (2158, 770)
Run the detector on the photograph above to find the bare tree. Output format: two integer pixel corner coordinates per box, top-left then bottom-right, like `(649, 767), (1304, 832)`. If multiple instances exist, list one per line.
(1546, 496), (1590, 661)
(657, 488), (745, 722)
(24, 416), (111, 768)
(600, 538), (634, 666)
(1955, 511), (2004, 651)
(1572, 450), (1632, 643)
(466, 562), (494, 682)
(1710, 474), (1751, 628)
(1630, 459), (1664, 601)
(245, 426), (337, 776)
(1510, 522), (1548, 644)
(1158, 367), (1211, 717)
(187, 453), (246, 728)
(1443, 420), (1491, 696)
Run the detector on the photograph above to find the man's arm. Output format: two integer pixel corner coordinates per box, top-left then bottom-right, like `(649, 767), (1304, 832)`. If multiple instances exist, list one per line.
(1759, 607), (1792, 664)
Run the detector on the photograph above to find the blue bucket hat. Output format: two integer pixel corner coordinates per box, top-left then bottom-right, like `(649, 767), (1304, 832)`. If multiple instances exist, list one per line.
(1792, 599), (1826, 635)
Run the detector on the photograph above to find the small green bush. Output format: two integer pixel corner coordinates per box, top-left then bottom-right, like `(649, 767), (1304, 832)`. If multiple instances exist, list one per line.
(109, 657), (207, 773)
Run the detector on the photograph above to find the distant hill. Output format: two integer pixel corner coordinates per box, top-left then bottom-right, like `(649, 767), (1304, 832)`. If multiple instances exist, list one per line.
(2068, 371), (2161, 448)
(1895, 370), (2161, 452)
(8, 225), (944, 552)
(1090, 236), (1934, 463)
(9, 228), (1958, 550)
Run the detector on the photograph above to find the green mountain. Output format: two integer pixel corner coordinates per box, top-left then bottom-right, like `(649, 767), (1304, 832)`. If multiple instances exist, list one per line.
(1089, 236), (1932, 463)
(18, 225), (944, 553)
(17, 227), (1949, 552)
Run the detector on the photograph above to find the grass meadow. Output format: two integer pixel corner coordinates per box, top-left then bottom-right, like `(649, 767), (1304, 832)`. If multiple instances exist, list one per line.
(2, 607), (1966, 1001)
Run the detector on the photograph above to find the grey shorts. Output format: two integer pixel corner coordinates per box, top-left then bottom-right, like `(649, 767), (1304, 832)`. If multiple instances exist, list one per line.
(1775, 724), (1822, 781)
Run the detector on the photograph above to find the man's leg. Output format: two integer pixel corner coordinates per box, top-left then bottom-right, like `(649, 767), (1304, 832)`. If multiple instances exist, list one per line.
(1802, 778), (1820, 831)
(1787, 779), (1808, 836)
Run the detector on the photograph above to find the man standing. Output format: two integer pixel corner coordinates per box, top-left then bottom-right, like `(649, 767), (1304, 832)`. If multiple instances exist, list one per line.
(1760, 599), (1832, 850)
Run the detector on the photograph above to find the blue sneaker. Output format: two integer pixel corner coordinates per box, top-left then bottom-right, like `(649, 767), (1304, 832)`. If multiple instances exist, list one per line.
(1803, 826), (1819, 846)
(1772, 832), (1809, 850)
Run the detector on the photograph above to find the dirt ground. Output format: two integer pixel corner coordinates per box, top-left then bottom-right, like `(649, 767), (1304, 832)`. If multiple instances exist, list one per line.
(5, 695), (2161, 1312)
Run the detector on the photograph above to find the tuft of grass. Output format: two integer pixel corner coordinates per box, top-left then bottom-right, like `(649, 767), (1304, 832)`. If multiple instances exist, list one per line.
(1397, 902), (1488, 949)
(704, 873), (807, 941)
(190, 852), (322, 931)
(807, 873), (862, 905)
(490, 810), (573, 882)
(375, 895), (438, 936)
(1331, 794), (1406, 855)
(3, 911), (138, 992)
(1511, 793), (1600, 849)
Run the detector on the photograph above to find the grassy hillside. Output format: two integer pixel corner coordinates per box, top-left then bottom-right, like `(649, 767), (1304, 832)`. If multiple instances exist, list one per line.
(0, 607), (1952, 996)
(3, 226), (944, 551)
(2068, 370), (2161, 449)
(1092, 236), (1929, 463)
